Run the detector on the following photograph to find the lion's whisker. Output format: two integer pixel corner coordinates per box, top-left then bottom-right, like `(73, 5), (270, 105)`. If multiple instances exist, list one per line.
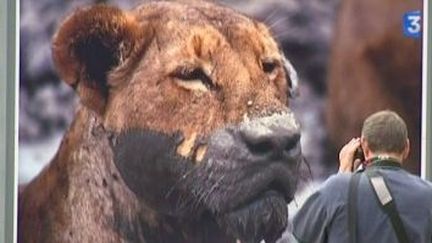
(175, 192), (195, 212)
(195, 178), (215, 205)
(272, 29), (295, 39)
(300, 155), (313, 181)
(267, 16), (289, 31)
(202, 175), (225, 204)
(164, 166), (199, 199)
(191, 190), (206, 210)
(262, 9), (279, 25)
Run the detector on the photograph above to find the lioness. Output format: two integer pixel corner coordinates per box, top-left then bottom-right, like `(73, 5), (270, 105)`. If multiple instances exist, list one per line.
(19, 1), (302, 242)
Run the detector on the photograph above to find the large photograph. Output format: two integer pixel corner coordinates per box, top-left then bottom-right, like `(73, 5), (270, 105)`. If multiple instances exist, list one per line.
(18, 0), (424, 242)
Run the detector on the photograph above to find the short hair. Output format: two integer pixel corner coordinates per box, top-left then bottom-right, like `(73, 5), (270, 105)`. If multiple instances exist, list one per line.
(361, 110), (408, 153)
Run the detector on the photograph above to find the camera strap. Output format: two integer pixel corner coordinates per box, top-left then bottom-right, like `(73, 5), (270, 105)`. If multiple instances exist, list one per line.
(348, 169), (410, 243)
(366, 169), (410, 243)
(348, 171), (362, 243)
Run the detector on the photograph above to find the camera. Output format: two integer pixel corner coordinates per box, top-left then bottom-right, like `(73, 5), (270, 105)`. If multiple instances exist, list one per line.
(353, 147), (365, 162)
(350, 147), (365, 171)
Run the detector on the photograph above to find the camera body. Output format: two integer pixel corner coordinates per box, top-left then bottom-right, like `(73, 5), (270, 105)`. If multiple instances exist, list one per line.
(354, 147), (365, 162)
(350, 147), (366, 171)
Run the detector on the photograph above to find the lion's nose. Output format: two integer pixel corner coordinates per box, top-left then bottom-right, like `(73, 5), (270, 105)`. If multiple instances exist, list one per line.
(238, 113), (300, 158)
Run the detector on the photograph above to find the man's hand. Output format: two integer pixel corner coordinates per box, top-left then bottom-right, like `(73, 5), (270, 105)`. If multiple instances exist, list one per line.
(338, 138), (361, 173)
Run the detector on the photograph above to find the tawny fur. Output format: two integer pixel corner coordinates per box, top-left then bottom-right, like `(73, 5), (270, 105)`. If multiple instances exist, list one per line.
(19, 1), (295, 242)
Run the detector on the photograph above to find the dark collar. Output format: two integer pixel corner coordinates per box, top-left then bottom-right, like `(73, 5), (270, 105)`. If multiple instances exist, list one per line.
(367, 158), (402, 170)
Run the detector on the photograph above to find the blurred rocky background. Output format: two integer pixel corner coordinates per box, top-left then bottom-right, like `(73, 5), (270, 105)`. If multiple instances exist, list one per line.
(20, 0), (342, 185)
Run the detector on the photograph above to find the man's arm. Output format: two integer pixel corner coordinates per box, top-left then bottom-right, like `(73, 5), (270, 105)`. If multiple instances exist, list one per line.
(292, 173), (350, 243)
(292, 138), (359, 242)
(338, 138), (361, 173)
(292, 190), (330, 243)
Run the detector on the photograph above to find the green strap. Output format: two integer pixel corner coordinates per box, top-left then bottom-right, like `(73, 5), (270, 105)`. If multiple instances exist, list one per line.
(365, 169), (410, 243)
(348, 172), (362, 243)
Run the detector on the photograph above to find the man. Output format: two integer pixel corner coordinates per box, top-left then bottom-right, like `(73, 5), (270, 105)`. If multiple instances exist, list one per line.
(292, 110), (432, 243)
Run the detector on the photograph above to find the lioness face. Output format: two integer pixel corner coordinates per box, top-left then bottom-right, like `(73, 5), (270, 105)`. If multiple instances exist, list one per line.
(53, 1), (301, 242)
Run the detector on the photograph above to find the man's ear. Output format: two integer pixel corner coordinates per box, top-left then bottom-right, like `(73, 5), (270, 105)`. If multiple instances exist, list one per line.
(360, 136), (372, 160)
(402, 139), (410, 160)
(52, 5), (143, 114)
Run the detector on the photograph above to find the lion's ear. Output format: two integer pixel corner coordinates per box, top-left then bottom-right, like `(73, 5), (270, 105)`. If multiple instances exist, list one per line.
(52, 5), (141, 114)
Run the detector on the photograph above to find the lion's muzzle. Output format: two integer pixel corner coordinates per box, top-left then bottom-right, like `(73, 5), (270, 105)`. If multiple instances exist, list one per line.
(111, 111), (302, 243)
(239, 112), (301, 163)
(189, 111), (302, 243)
(196, 112), (301, 208)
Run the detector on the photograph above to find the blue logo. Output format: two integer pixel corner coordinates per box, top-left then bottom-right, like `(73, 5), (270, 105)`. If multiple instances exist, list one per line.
(403, 10), (422, 38)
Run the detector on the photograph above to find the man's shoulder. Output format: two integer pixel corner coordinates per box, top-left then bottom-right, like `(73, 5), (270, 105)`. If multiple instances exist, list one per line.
(388, 169), (432, 186)
(325, 172), (352, 184)
(404, 171), (432, 190)
(320, 173), (352, 192)
(385, 169), (432, 199)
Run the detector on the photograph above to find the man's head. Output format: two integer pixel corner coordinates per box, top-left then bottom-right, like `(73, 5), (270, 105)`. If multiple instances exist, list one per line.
(361, 110), (410, 161)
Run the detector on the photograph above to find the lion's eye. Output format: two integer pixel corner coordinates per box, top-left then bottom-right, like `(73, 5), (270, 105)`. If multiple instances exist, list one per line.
(171, 66), (216, 91)
(262, 61), (277, 74)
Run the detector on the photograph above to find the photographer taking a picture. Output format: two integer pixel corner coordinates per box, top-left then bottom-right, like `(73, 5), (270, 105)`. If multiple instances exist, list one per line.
(292, 110), (432, 243)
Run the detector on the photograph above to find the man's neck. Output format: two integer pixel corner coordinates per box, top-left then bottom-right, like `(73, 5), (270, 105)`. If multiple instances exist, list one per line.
(368, 152), (403, 163)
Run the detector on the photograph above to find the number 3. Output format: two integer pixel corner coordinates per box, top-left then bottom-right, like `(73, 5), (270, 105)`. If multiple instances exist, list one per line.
(407, 15), (421, 34)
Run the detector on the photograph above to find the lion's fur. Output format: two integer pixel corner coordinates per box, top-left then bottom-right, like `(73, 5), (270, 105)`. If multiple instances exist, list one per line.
(18, 1), (300, 242)
(20, 108), (142, 242)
